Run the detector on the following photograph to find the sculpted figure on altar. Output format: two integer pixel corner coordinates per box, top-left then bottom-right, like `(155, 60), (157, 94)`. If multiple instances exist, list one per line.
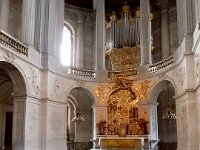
(128, 119), (148, 135)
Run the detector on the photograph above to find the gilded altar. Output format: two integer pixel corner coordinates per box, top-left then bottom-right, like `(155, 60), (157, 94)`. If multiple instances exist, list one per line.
(98, 135), (151, 149)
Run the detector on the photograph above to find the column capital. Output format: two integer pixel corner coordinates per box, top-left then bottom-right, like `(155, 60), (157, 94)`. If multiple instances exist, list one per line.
(159, 0), (169, 12)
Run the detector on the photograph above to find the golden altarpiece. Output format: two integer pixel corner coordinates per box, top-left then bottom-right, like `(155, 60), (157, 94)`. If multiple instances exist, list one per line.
(94, 2), (153, 149)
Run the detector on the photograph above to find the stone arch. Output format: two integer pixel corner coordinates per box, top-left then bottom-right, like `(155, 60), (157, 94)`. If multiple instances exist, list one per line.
(66, 84), (97, 106)
(66, 86), (95, 143)
(0, 61), (27, 149)
(149, 78), (177, 104)
(0, 61), (27, 95)
(148, 79), (177, 145)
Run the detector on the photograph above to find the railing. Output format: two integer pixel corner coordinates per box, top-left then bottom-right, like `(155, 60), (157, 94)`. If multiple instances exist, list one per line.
(68, 67), (96, 78)
(0, 30), (28, 56)
(108, 68), (137, 79)
(149, 56), (174, 73)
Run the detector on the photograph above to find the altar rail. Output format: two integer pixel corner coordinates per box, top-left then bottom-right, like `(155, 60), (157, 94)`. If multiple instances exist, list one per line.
(68, 67), (96, 78)
(0, 30), (28, 56)
(149, 56), (174, 73)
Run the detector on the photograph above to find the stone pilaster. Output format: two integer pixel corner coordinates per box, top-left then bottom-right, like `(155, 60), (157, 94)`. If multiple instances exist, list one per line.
(0, 0), (10, 31)
(140, 0), (152, 65)
(94, 0), (105, 70)
(160, 0), (170, 59)
(76, 13), (85, 68)
(12, 96), (26, 150)
(21, 0), (36, 46)
(175, 92), (199, 150)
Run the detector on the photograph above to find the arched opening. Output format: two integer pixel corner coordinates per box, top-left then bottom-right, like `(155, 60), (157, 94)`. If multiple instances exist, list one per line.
(150, 80), (177, 149)
(157, 81), (177, 149)
(67, 87), (94, 149)
(0, 62), (26, 149)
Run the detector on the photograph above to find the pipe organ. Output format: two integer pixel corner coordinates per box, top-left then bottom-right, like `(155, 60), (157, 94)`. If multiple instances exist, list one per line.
(105, 2), (153, 70)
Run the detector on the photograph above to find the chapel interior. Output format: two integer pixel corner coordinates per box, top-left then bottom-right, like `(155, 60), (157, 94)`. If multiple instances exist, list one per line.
(0, 0), (199, 150)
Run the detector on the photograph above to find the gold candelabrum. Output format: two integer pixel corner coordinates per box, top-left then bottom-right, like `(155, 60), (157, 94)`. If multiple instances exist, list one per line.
(105, 2), (153, 70)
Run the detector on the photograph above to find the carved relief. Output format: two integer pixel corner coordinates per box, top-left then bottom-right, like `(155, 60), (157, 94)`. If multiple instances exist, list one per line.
(195, 53), (200, 82)
(74, 79), (86, 87)
(4, 51), (16, 63)
(27, 67), (40, 95)
(175, 67), (186, 87)
(50, 77), (65, 100)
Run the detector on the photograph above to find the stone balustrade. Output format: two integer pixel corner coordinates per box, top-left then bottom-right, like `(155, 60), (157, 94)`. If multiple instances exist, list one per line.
(149, 56), (174, 73)
(68, 67), (96, 78)
(0, 30), (28, 56)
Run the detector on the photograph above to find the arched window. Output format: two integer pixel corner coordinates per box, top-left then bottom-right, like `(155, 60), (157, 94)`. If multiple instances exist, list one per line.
(61, 26), (72, 66)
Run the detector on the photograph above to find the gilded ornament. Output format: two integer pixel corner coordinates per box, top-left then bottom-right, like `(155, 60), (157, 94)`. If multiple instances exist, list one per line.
(117, 19), (123, 28)
(133, 80), (151, 100)
(122, 1), (130, 14)
(110, 11), (117, 22)
(106, 45), (141, 69)
(96, 85), (107, 105)
(135, 7), (140, 17)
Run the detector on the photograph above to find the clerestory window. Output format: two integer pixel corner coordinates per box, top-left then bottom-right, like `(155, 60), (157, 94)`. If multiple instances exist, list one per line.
(61, 26), (72, 66)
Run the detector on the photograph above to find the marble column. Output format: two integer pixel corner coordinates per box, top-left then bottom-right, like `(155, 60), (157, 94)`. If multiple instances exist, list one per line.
(21, 0), (36, 46)
(184, 0), (195, 35)
(76, 13), (85, 68)
(177, 0), (195, 45)
(176, 0), (184, 44)
(160, 0), (170, 59)
(198, 0), (200, 22)
(140, 0), (152, 65)
(0, 0), (10, 31)
(94, 0), (106, 70)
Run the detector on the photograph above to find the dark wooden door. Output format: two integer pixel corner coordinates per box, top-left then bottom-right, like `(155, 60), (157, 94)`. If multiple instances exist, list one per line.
(5, 112), (13, 147)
